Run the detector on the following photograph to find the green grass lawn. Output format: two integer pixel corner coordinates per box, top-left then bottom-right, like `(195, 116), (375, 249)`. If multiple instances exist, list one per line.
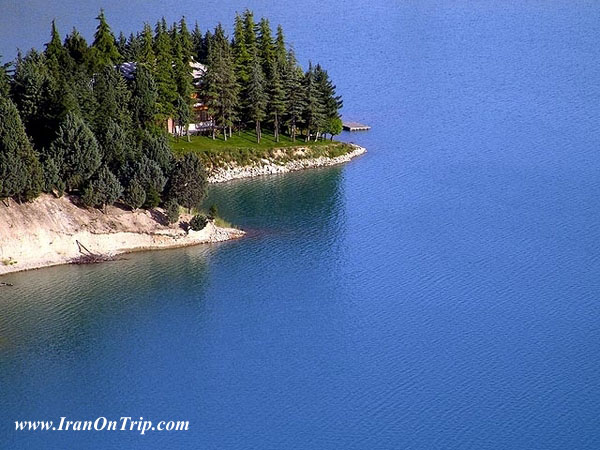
(170, 130), (351, 168)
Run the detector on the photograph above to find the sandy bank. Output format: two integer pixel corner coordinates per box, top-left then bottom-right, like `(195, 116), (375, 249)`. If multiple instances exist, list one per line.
(0, 195), (244, 275)
(208, 144), (366, 183)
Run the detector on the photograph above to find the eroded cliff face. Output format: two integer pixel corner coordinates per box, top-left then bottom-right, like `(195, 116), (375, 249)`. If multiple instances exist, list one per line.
(0, 195), (243, 275)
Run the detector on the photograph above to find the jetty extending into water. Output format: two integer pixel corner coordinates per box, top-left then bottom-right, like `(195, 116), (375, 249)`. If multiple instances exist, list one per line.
(343, 122), (371, 131)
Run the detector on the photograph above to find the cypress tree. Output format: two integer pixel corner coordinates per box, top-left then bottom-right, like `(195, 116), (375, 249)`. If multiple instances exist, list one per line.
(82, 166), (123, 211)
(123, 179), (146, 210)
(11, 50), (55, 149)
(166, 153), (207, 211)
(141, 131), (172, 173)
(131, 65), (159, 130)
(49, 113), (101, 191)
(91, 9), (121, 69)
(0, 97), (43, 202)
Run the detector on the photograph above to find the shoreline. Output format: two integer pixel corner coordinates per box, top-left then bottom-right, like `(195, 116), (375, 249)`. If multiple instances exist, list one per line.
(207, 143), (366, 183)
(0, 195), (244, 276)
(0, 146), (366, 276)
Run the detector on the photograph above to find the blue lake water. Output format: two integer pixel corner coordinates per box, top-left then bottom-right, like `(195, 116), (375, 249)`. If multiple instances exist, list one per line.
(2, 1), (600, 448)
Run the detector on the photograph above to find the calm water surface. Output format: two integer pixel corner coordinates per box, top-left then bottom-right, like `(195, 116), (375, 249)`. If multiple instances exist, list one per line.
(1, 1), (600, 449)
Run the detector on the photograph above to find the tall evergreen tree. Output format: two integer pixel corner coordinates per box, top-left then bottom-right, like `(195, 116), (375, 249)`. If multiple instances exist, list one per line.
(64, 28), (89, 67)
(153, 18), (177, 118)
(257, 18), (275, 80)
(191, 22), (205, 61)
(82, 166), (123, 211)
(274, 25), (287, 68)
(11, 50), (55, 149)
(203, 25), (239, 140)
(283, 49), (305, 142)
(138, 23), (155, 67)
(302, 62), (325, 141)
(247, 55), (267, 143)
(268, 61), (286, 142)
(0, 56), (10, 98)
(179, 17), (194, 58)
(131, 65), (159, 129)
(91, 9), (121, 69)
(0, 97), (43, 201)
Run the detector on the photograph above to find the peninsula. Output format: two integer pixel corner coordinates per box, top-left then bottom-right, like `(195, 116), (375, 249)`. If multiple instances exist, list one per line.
(0, 10), (365, 275)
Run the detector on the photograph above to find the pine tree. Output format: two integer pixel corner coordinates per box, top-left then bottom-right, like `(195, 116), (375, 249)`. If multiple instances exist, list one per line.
(191, 22), (205, 61)
(314, 63), (343, 123)
(131, 65), (159, 129)
(247, 55), (267, 143)
(139, 23), (155, 67)
(274, 25), (287, 69)
(302, 62), (325, 141)
(257, 18), (275, 80)
(203, 26), (239, 140)
(49, 113), (101, 191)
(116, 32), (128, 61)
(0, 97), (43, 202)
(153, 18), (177, 119)
(45, 20), (69, 74)
(268, 61), (286, 142)
(179, 17), (194, 59)
(91, 9), (121, 69)
(283, 49), (305, 142)
(64, 28), (89, 68)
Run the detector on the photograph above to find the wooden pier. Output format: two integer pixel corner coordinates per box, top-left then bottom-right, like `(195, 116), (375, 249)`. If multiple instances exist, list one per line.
(342, 121), (371, 131)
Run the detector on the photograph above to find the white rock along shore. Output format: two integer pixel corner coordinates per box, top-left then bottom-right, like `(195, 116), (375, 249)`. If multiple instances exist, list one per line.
(207, 143), (366, 183)
(0, 144), (365, 276)
(0, 195), (244, 275)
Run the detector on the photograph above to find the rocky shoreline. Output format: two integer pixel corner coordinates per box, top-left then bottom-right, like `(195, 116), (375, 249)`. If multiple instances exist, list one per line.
(208, 144), (366, 183)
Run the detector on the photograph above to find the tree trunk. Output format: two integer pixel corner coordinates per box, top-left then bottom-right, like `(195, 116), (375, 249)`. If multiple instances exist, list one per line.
(274, 114), (279, 142)
(256, 120), (261, 143)
(223, 124), (227, 141)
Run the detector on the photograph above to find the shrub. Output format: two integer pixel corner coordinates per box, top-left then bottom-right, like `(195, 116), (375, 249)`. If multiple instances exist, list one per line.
(123, 179), (146, 210)
(164, 198), (180, 224)
(189, 214), (208, 231)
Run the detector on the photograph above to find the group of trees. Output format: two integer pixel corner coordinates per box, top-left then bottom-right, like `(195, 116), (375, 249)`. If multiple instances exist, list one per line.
(0, 11), (206, 213)
(0, 9), (342, 212)
(203, 10), (342, 143)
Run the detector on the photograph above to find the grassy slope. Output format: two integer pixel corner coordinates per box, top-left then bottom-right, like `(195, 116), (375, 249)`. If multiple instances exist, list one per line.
(170, 131), (352, 169)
